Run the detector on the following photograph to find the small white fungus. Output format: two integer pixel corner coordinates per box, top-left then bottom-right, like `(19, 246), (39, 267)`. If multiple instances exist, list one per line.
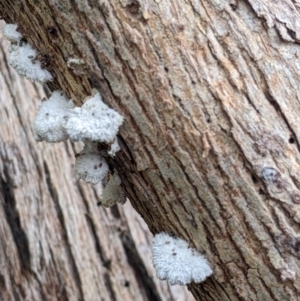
(108, 138), (121, 157)
(8, 42), (53, 83)
(75, 143), (109, 185)
(101, 171), (126, 208)
(3, 24), (23, 43)
(64, 92), (123, 143)
(152, 232), (212, 286)
(34, 91), (75, 142)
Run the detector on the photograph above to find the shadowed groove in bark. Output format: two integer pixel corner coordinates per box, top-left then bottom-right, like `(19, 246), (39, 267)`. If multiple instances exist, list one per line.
(0, 159), (31, 271)
(43, 161), (85, 301)
(0, 42), (14, 83)
(120, 231), (163, 301)
(77, 183), (112, 269)
(264, 90), (300, 152)
(103, 272), (117, 301)
(109, 203), (122, 219)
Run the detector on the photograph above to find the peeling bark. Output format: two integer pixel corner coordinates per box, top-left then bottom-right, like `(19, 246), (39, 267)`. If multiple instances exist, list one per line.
(0, 0), (300, 300)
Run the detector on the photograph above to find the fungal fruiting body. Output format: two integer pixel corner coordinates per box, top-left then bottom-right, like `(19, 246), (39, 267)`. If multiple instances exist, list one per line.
(34, 91), (75, 142)
(75, 143), (109, 185)
(64, 92), (123, 143)
(108, 138), (121, 157)
(4, 24), (124, 191)
(3, 23), (53, 83)
(152, 232), (212, 285)
(33, 90), (124, 187)
(101, 171), (126, 207)
(3, 24), (22, 43)
(8, 43), (53, 83)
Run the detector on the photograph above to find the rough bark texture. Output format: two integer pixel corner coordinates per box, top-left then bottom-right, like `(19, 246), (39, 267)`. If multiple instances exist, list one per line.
(1, 0), (300, 300)
(0, 25), (193, 301)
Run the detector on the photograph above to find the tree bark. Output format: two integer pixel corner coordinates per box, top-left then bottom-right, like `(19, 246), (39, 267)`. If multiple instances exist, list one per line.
(0, 24), (192, 301)
(1, 1), (300, 300)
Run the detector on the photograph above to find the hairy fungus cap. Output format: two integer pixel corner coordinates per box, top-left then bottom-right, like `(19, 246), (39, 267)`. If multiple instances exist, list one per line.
(75, 143), (109, 185)
(34, 91), (75, 142)
(64, 93), (123, 143)
(152, 232), (212, 285)
(3, 24), (23, 43)
(8, 42), (53, 83)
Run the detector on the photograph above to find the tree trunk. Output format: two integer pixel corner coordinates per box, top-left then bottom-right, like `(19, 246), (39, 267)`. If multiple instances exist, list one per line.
(0, 24), (192, 301)
(1, 1), (300, 300)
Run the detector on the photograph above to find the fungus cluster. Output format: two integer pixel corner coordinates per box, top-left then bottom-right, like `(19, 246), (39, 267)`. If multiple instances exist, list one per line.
(33, 90), (124, 190)
(3, 23), (125, 207)
(152, 232), (212, 285)
(4, 24), (214, 285)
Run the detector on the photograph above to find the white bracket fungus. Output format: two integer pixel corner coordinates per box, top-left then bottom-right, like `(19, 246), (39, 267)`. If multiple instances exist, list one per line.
(64, 92), (123, 143)
(3, 24), (23, 43)
(152, 232), (212, 286)
(8, 43), (53, 83)
(3, 23), (53, 83)
(34, 91), (75, 142)
(100, 171), (126, 208)
(75, 143), (109, 185)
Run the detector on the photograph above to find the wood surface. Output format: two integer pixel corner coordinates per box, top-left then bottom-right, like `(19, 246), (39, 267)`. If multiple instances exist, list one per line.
(0, 22), (192, 301)
(1, 1), (300, 300)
